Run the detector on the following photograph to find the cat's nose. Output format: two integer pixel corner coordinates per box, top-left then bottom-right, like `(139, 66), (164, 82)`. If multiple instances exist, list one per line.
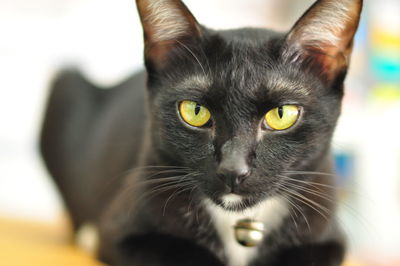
(216, 165), (250, 191)
(216, 137), (252, 191)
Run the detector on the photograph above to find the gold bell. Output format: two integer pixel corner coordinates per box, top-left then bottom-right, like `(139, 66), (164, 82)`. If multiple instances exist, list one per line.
(234, 219), (265, 247)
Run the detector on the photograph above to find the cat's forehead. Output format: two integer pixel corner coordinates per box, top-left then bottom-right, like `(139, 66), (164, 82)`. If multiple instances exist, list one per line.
(263, 69), (314, 97)
(165, 34), (320, 102)
(218, 41), (312, 94)
(172, 66), (314, 101)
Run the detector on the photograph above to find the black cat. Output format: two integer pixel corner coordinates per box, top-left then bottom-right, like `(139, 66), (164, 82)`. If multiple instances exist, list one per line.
(40, 0), (363, 265)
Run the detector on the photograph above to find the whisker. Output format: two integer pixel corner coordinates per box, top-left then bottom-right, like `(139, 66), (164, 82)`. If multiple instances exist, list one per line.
(134, 165), (190, 170)
(113, 166), (191, 191)
(138, 171), (201, 201)
(140, 169), (192, 181)
(284, 171), (365, 197)
(280, 179), (336, 204)
(123, 166), (196, 193)
(274, 184), (312, 233)
(144, 168), (191, 179)
(143, 173), (195, 193)
(138, 179), (195, 203)
(278, 174), (337, 190)
(279, 175), (366, 222)
(284, 170), (337, 177)
(276, 174), (372, 242)
(136, 176), (190, 186)
(124, 174), (188, 195)
(162, 182), (199, 216)
(279, 193), (300, 231)
(197, 41), (213, 77)
(176, 40), (208, 77)
(187, 185), (200, 214)
(289, 196), (312, 233)
(127, 181), (193, 219)
(278, 184), (330, 222)
(123, 165), (191, 179)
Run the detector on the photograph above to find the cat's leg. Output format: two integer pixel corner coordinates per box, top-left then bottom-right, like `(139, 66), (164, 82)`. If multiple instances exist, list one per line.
(98, 233), (223, 266)
(255, 241), (345, 266)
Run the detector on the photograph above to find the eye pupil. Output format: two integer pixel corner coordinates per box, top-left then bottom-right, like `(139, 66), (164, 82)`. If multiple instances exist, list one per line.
(278, 106), (284, 118)
(194, 104), (201, 115)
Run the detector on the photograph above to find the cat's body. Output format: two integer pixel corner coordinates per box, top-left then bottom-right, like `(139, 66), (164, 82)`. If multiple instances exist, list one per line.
(40, 0), (362, 265)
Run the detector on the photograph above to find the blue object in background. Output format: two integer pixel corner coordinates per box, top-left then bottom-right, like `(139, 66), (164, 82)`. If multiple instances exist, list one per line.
(371, 54), (400, 83)
(334, 151), (355, 187)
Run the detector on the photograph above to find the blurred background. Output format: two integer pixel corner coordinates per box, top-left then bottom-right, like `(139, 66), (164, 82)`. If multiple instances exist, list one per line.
(0, 0), (399, 265)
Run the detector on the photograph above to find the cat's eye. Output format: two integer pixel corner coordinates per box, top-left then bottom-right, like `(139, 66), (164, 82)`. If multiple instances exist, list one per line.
(179, 100), (211, 127)
(264, 105), (300, 131)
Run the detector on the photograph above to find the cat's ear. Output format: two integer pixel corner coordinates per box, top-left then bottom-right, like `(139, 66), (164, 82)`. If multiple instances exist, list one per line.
(285, 0), (363, 83)
(136, 0), (202, 70)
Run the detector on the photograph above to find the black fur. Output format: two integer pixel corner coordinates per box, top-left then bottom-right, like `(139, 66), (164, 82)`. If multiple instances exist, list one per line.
(40, 0), (362, 265)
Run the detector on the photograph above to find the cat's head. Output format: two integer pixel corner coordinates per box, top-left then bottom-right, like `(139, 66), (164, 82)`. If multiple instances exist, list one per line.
(136, 0), (362, 211)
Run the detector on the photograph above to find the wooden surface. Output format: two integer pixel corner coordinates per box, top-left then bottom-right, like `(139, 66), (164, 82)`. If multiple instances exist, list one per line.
(0, 216), (369, 266)
(0, 217), (104, 266)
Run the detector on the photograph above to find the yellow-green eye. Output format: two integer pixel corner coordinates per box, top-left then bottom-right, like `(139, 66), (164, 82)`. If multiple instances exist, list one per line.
(179, 100), (211, 127)
(264, 105), (300, 130)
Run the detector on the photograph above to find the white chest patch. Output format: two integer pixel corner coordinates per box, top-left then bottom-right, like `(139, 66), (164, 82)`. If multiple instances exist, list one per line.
(205, 197), (289, 266)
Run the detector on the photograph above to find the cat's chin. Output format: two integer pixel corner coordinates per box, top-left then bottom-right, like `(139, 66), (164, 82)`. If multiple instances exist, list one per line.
(213, 193), (259, 212)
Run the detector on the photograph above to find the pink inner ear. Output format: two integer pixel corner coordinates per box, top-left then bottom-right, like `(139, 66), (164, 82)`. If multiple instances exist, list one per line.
(285, 0), (362, 83)
(302, 45), (349, 83)
(145, 40), (179, 67)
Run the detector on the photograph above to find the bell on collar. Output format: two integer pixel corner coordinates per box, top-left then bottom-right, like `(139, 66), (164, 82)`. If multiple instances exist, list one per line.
(234, 219), (265, 247)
